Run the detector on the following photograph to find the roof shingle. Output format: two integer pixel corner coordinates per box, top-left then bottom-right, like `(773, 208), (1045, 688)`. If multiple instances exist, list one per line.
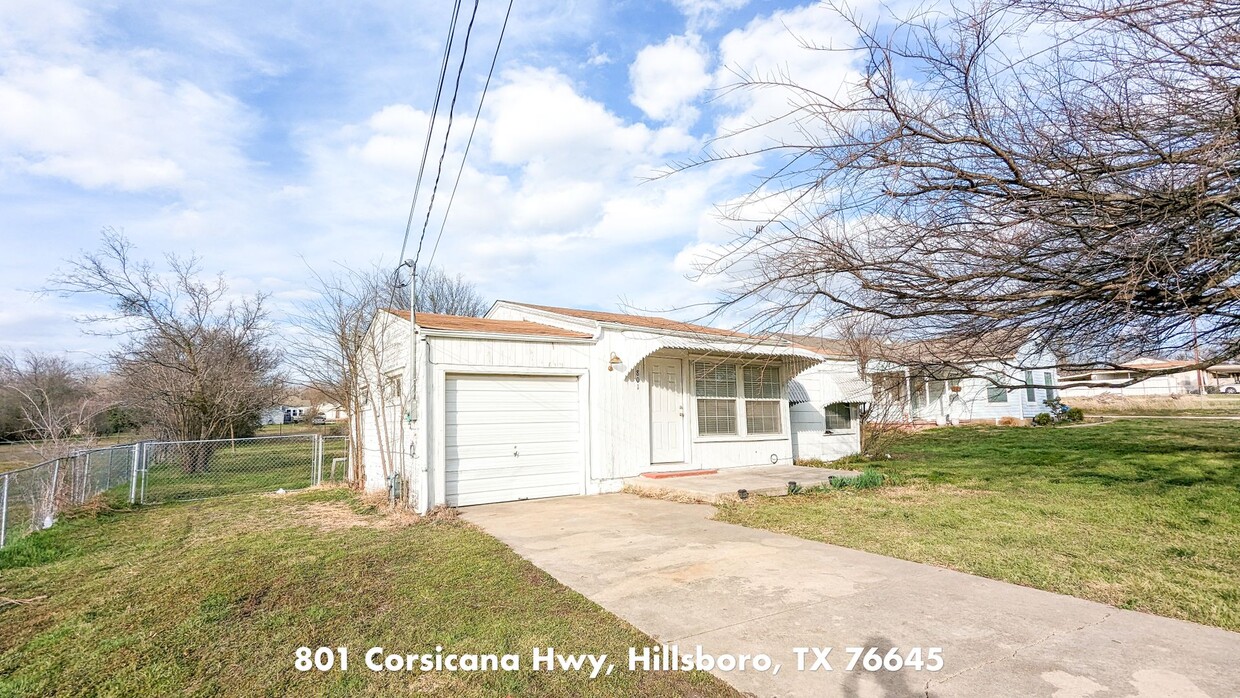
(506, 302), (764, 340)
(383, 309), (593, 339)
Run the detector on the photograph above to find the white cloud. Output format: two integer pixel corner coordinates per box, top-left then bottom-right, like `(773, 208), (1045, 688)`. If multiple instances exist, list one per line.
(586, 43), (612, 66)
(487, 67), (694, 180)
(711, 3), (870, 152)
(671, 0), (750, 31)
(0, 2), (255, 193)
(630, 34), (713, 124)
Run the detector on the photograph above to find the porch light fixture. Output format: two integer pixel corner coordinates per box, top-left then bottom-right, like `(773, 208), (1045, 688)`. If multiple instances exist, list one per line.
(607, 352), (623, 371)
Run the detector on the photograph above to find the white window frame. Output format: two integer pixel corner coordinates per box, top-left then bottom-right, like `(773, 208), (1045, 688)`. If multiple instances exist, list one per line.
(691, 359), (786, 441)
(987, 372), (1009, 403)
(823, 402), (854, 433)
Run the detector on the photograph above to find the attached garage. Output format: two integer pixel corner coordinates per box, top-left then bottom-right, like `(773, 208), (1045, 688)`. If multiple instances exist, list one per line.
(444, 374), (584, 506)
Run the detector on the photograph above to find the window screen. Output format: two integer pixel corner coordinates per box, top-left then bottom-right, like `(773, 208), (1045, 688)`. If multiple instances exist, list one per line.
(1024, 370), (1036, 401)
(987, 373), (1008, 403)
(824, 403), (852, 431)
(695, 363), (738, 434)
(697, 398), (737, 435)
(695, 363), (737, 398)
(745, 400), (780, 435)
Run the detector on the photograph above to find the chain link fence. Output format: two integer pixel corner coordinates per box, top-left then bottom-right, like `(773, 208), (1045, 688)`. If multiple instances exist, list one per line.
(0, 444), (136, 549)
(1, 434), (350, 548)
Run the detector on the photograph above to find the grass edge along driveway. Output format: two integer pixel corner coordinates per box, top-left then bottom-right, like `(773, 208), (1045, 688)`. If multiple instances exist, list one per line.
(0, 489), (737, 698)
(717, 419), (1240, 632)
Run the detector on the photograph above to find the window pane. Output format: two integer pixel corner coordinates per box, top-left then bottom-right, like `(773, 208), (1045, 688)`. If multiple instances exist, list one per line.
(745, 400), (781, 434)
(1043, 372), (1055, 399)
(743, 366), (781, 399)
(694, 363), (737, 398)
(697, 399), (737, 435)
(824, 403), (851, 431)
(1024, 370), (1036, 401)
(987, 373), (1008, 403)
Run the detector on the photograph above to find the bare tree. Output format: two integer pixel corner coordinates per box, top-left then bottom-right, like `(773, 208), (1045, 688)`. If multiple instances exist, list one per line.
(410, 266), (489, 317)
(288, 262), (488, 488)
(49, 230), (284, 473)
(675, 0), (1240, 385)
(0, 351), (112, 459)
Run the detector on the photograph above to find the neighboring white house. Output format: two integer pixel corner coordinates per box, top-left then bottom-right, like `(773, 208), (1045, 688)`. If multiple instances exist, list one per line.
(261, 406), (286, 425)
(1060, 358), (1213, 396)
(867, 337), (1061, 424)
(261, 404), (311, 425)
(357, 302), (836, 512)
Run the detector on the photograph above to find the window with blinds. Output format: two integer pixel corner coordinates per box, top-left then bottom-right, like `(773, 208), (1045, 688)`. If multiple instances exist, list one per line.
(744, 366), (781, 434)
(695, 363), (738, 435)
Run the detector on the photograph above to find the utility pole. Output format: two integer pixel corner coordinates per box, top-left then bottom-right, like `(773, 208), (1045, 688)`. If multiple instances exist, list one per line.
(405, 260), (419, 510)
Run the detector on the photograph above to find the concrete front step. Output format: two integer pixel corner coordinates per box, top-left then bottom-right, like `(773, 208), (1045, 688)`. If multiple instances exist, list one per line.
(623, 463), (860, 504)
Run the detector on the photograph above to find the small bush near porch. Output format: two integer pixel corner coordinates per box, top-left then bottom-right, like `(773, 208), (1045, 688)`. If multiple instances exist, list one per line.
(716, 419), (1240, 631)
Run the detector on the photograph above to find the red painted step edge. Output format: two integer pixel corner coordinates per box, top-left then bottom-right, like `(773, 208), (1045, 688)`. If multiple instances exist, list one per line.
(640, 469), (718, 479)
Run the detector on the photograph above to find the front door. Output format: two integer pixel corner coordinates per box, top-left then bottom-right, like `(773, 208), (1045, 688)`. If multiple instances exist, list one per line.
(649, 358), (685, 463)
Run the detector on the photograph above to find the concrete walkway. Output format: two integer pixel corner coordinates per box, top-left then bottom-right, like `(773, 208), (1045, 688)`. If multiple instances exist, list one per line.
(623, 464), (859, 503)
(461, 494), (1240, 697)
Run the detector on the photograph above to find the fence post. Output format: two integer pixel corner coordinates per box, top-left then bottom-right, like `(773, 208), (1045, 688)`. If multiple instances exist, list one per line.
(1, 473), (9, 548)
(129, 442), (140, 504)
(80, 451), (91, 504)
(314, 434), (323, 486)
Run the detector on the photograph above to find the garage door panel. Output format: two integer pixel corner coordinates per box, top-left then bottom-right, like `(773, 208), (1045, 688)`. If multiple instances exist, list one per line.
(446, 409), (578, 426)
(444, 374), (582, 507)
(447, 445), (579, 464)
(446, 462), (582, 482)
(447, 481), (581, 507)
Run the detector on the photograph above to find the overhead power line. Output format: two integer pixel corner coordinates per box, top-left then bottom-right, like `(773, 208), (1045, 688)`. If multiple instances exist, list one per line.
(411, 0), (482, 274)
(426, 0), (516, 271)
(396, 0), (465, 267)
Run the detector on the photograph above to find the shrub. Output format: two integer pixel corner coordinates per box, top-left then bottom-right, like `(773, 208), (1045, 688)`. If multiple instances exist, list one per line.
(1032, 412), (1053, 426)
(828, 468), (886, 490)
(1064, 407), (1085, 423)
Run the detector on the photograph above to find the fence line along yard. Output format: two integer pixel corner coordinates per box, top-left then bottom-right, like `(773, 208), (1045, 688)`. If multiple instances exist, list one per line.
(0, 434), (349, 549)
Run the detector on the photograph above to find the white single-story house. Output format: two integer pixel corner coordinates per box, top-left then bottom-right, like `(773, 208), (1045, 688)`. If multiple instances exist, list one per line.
(866, 337), (1061, 424)
(357, 302), (861, 512)
(1060, 357), (1227, 396)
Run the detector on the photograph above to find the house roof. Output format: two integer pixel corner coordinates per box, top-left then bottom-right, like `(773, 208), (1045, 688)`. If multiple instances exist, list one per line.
(780, 334), (858, 358)
(383, 309), (594, 339)
(503, 302), (765, 340)
(1121, 357), (1196, 370)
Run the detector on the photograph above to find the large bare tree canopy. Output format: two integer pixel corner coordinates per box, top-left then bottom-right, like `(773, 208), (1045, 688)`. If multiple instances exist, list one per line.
(49, 230), (284, 467)
(681, 0), (1239, 374)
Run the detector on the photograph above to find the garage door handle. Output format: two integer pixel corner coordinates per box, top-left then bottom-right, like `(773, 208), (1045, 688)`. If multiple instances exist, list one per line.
(513, 447), (519, 457)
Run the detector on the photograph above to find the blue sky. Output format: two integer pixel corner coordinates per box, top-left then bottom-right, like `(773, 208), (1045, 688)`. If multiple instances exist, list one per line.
(0, 0), (880, 360)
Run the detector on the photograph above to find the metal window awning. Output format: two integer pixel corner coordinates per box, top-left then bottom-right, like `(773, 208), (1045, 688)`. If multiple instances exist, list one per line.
(788, 374), (873, 405)
(620, 332), (827, 379)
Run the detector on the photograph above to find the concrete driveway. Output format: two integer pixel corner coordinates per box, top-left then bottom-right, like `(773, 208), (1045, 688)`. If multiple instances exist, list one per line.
(461, 494), (1240, 697)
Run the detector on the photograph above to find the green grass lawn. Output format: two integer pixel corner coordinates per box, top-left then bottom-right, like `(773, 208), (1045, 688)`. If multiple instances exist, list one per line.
(717, 419), (1240, 631)
(141, 438), (326, 503)
(0, 489), (735, 697)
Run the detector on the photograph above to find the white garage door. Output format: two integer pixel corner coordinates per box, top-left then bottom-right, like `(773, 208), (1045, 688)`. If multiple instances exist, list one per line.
(445, 374), (583, 506)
